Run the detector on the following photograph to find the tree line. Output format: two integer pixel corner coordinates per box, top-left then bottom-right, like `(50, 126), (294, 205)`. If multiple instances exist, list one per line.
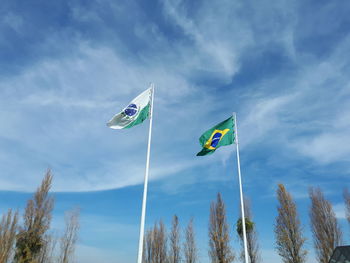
(142, 192), (260, 263)
(0, 170), (79, 263)
(143, 185), (350, 263)
(1, 171), (349, 263)
(275, 184), (347, 263)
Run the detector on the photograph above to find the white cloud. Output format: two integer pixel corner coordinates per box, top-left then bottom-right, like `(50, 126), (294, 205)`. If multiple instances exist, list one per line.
(333, 203), (346, 220)
(1, 0), (350, 194)
(235, 34), (350, 168)
(0, 41), (209, 192)
(162, 0), (253, 79)
(298, 131), (350, 164)
(240, 94), (295, 147)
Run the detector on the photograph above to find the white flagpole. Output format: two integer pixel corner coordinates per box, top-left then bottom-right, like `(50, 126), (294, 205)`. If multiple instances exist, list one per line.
(137, 84), (155, 263)
(233, 113), (249, 263)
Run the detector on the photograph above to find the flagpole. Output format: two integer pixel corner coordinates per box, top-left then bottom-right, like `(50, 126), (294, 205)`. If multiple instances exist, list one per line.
(233, 113), (249, 263)
(137, 84), (154, 263)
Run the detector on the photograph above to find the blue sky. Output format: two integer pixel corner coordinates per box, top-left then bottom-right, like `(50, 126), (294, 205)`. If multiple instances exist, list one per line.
(1, 0), (350, 262)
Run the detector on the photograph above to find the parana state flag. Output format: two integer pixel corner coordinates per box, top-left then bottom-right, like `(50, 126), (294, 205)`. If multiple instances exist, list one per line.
(197, 116), (235, 156)
(107, 88), (152, 129)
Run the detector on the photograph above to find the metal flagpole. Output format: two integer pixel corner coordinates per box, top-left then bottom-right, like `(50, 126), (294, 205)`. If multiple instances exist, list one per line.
(233, 112), (249, 263)
(137, 84), (155, 263)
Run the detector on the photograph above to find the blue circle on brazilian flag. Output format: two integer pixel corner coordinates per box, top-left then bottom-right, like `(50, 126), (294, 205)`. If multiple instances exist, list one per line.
(124, 104), (138, 116)
(211, 132), (222, 148)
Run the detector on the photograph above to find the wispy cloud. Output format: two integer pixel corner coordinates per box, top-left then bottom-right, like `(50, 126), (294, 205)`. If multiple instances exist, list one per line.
(162, 0), (245, 78)
(1, 0), (350, 196)
(2, 2), (350, 263)
(0, 40), (207, 192)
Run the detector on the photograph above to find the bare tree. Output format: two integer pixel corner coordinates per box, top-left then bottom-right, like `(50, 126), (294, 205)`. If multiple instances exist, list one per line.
(59, 209), (80, 263)
(143, 221), (167, 263)
(274, 184), (307, 263)
(209, 192), (234, 263)
(236, 199), (260, 263)
(309, 187), (342, 263)
(169, 215), (181, 263)
(0, 209), (19, 263)
(343, 189), (350, 225)
(183, 218), (197, 263)
(15, 170), (54, 263)
(143, 229), (154, 263)
(153, 221), (167, 263)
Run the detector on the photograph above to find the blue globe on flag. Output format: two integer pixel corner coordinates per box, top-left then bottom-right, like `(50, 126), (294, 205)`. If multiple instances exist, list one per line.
(211, 132), (222, 148)
(124, 104), (138, 116)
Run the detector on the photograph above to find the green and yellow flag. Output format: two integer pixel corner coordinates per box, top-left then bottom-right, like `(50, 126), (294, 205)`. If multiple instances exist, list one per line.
(196, 116), (235, 156)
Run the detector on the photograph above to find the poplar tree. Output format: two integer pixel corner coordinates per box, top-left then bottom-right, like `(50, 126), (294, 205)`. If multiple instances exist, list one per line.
(143, 221), (167, 263)
(309, 187), (342, 263)
(59, 209), (80, 263)
(169, 215), (181, 263)
(143, 229), (153, 263)
(343, 189), (350, 226)
(274, 184), (307, 263)
(0, 209), (19, 263)
(154, 221), (167, 263)
(14, 170), (54, 263)
(208, 192), (234, 263)
(183, 218), (197, 263)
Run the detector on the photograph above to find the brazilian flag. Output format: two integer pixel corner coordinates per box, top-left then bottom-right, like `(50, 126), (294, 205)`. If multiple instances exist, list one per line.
(196, 116), (235, 156)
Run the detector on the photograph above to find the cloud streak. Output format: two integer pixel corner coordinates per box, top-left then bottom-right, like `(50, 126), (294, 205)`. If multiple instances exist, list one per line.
(0, 0), (350, 195)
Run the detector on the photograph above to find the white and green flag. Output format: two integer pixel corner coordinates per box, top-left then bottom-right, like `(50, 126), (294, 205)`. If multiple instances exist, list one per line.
(107, 88), (152, 129)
